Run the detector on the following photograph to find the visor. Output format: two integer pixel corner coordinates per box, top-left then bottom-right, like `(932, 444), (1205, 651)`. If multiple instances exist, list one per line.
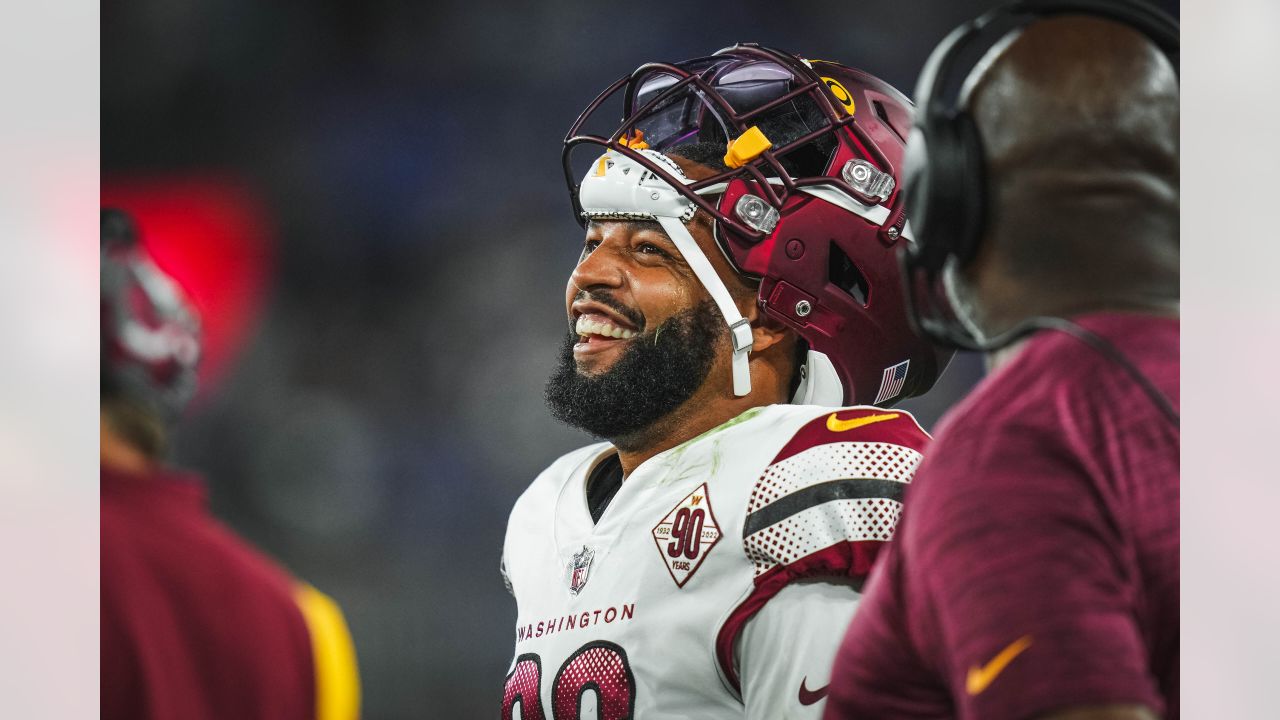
(623, 55), (838, 179)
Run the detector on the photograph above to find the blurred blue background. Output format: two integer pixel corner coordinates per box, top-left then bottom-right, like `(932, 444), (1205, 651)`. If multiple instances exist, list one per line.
(102, 1), (1177, 717)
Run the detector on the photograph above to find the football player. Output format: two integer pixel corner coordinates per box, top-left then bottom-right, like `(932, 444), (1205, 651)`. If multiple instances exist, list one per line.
(500, 45), (951, 719)
(100, 209), (360, 720)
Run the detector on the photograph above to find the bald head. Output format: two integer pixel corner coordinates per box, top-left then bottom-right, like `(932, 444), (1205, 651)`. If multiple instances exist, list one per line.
(954, 16), (1179, 335)
(969, 16), (1178, 181)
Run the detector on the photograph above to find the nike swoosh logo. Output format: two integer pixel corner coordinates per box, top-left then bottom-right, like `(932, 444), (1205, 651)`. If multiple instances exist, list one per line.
(965, 635), (1033, 695)
(798, 677), (829, 706)
(826, 412), (900, 433)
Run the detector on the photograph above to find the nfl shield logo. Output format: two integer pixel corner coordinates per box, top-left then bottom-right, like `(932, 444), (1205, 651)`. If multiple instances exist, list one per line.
(566, 545), (595, 595)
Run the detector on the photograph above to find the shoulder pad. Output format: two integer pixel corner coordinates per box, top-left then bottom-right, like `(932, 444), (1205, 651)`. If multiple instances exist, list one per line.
(744, 407), (927, 579)
(715, 408), (928, 692)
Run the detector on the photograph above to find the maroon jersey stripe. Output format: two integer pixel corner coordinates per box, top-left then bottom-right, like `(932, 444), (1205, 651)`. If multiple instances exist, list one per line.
(771, 409), (929, 466)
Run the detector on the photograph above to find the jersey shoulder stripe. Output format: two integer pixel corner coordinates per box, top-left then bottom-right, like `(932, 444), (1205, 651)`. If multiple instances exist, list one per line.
(716, 406), (929, 692)
(743, 407), (927, 566)
(743, 477), (906, 537)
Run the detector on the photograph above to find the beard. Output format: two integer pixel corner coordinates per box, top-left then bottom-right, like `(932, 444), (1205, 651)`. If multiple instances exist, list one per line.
(545, 300), (724, 450)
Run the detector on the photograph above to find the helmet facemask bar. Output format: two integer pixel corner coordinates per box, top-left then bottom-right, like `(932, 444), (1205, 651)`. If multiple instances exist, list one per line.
(563, 45), (902, 250)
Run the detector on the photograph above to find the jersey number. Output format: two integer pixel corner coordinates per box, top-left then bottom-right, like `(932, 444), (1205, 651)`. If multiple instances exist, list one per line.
(667, 507), (706, 560)
(502, 641), (636, 720)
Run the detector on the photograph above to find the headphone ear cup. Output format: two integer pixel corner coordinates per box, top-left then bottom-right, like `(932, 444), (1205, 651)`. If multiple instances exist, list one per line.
(914, 112), (972, 274)
(949, 110), (986, 267)
(901, 126), (944, 273)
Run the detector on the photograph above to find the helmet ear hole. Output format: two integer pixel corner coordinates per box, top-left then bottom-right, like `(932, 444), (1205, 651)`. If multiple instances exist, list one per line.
(829, 242), (870, 306)
(870, 99), (906, 142)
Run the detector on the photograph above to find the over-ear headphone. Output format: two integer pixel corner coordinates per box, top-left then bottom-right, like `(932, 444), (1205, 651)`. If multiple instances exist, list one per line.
(898, 0), (1180, 425)
(902, 0), (1178, 277)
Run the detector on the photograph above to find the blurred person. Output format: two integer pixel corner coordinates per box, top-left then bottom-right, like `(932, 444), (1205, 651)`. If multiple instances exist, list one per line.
(500, 46), (952, 718)
(100, 208), (361, 720)
(826, 2), (1179, 719)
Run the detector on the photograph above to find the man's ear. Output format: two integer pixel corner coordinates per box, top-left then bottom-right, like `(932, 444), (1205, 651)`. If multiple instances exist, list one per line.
(743, 300), (791, 354)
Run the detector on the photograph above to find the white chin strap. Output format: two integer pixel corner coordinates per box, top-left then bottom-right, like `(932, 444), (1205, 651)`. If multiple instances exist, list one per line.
(655, 215), (755, 397)
(790, 349), (844, 406)
(579, 149), (754, 397)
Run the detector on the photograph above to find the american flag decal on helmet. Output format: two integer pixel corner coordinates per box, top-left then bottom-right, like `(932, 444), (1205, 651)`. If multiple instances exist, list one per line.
(874, 360), (910, 404)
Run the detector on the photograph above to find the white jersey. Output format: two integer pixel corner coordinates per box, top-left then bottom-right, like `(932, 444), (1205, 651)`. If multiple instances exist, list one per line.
(500, 403), (928, 719)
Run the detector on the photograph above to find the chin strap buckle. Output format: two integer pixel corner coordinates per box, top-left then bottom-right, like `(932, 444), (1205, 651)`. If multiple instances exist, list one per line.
(729, 318), (754, 354)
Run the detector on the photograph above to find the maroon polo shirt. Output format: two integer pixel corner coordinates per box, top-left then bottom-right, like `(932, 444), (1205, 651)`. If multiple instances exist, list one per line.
(826, 312), (1179, 720)
(102, 464), (316, 720)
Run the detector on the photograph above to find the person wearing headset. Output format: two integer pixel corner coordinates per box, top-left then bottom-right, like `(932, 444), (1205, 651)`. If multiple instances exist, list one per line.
(825, 1), (1179, 719)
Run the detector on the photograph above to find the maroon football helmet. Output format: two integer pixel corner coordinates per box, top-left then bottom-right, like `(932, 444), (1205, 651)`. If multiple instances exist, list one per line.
(101, 208), (201, 421)
(563, 44), (952, 406)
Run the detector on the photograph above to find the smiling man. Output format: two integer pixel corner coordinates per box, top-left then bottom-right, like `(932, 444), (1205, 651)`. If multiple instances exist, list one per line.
(499, 45), (951, 719)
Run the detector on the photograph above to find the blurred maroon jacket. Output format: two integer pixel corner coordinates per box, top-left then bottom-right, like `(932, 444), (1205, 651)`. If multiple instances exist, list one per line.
(102, 464), (359, 720)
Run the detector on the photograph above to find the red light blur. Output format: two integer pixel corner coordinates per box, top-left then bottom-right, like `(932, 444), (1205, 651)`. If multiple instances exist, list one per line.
(102, 175), (275, 403)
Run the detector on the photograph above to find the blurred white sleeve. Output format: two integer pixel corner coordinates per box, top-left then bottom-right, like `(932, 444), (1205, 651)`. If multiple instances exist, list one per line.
(736, 579), (861, 720)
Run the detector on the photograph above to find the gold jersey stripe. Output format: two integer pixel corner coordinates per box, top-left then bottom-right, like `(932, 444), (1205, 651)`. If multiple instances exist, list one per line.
(294, 584), (361, 720)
